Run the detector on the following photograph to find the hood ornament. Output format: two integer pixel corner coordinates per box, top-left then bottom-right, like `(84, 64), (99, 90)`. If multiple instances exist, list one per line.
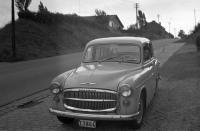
(80, 82), (96, 86)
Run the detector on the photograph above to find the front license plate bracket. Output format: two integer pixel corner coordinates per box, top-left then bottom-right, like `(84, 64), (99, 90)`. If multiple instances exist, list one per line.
(78, 119), (96, 128)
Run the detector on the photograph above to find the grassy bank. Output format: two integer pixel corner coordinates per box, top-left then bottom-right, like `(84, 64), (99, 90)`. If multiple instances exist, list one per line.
(141, 43), (200, 130)
(0, 15), (124, 62)
(0, 12), (171, 62)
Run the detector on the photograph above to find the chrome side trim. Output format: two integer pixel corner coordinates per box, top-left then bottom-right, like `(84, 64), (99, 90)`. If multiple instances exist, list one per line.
(64, 98), (117, 102)
(49, 108), (139, 120)
(63, 104), (116, 112)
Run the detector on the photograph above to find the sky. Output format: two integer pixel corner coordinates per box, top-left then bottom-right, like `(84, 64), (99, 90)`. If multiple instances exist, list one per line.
(0, 0), (200, 36)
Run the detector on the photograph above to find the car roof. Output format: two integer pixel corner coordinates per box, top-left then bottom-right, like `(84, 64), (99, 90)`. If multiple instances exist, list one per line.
(86, 37), (150, 47)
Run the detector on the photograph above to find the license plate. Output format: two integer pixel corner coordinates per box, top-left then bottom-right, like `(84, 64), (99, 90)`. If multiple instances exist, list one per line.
(78, 119), (96, 128)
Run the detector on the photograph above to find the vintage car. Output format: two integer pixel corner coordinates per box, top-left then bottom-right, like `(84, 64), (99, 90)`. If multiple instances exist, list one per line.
(49, 37), (160, 129)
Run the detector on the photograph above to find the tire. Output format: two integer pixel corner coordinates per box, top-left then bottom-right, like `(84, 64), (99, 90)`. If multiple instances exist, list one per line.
(132, 93), (145, 129)
(57, 116), (73, 124)
(154, 73), (160, 96)
(155, 77), (159, 96)
(197, 47), (200, 52)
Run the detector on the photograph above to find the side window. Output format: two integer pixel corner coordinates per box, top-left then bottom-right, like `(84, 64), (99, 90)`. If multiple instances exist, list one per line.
(84, 46), (93, 61)
(149, 42), (154, 57)
(143, 43), (152, 62)
(94, 47), (101, 60)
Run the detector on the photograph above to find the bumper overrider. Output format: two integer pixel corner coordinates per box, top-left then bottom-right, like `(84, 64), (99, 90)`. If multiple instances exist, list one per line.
(49, 108), (140, 121)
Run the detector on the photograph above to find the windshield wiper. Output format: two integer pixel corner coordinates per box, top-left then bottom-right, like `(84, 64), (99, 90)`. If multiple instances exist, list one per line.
(118, 55), (138, 63)
(82, 60), (99, 63)
(122, 59), (138, 63)
(99, 56), (121, 63)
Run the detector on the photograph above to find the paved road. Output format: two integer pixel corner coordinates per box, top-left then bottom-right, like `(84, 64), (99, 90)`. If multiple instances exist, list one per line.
(0, 53), (82, 106)
(0, 39), (182, 107)
(0, 39), (186, 131)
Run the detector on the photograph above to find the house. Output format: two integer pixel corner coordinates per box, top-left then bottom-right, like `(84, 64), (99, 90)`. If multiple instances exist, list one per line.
(83, 15), (124, 31)
(107, 15), (124, 30)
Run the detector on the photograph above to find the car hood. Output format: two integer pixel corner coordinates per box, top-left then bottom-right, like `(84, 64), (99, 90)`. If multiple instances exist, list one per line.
(65, 62), (141, 90)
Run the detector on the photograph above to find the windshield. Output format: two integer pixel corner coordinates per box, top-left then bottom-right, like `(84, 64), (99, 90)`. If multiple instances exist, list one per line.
(83, 44), (140, 63)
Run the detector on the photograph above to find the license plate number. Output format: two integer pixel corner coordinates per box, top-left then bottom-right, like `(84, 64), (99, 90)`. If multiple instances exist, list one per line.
(78, 119), (96, 128)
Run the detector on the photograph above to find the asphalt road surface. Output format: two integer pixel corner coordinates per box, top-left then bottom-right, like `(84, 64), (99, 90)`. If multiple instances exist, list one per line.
(0, 39), (182, 106)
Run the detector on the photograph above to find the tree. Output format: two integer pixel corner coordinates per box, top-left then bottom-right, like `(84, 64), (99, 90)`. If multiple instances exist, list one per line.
(142, 13), (147, 25)
(95, 9), (107, 16)
(178, 30), (186, 38)
(192, 23), (200, 34)
(94, 9), (108, 25)
(15, 0), (32, 12)
(137, 10), (147, 28)
(38, 1), (48, 13)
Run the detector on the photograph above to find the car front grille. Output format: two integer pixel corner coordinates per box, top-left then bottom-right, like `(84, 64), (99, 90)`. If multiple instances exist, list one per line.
(63, 88), (118, 112)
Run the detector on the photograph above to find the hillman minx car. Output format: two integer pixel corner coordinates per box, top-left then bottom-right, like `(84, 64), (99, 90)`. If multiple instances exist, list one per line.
(49, 37), (160, 129)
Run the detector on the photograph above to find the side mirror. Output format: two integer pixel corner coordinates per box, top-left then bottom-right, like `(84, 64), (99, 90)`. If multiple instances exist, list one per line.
(155, 59), (160, 66)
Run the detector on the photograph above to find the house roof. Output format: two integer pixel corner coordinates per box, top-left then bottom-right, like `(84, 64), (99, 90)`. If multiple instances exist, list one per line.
(83, 15), (124, 28)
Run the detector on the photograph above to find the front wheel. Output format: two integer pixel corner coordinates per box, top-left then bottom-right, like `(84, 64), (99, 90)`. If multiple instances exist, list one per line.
(132, 94), (145, 129)
(155, 77), (159, 95)
(57, 116), (73, 124)
(155, 73), (160, 96)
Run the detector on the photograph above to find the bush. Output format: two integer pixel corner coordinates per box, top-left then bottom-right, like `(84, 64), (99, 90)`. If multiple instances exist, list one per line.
(95, 16), (109, 25)
(18, 11), (81, 24)
(192, 23), (200, 34)
(18, 11), (55, 24)
(195, 35), (200, 51)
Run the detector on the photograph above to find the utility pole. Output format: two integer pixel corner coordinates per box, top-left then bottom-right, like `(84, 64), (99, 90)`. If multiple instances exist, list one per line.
(78, 0), (81, 15)
(194, 9), (197, 27)
(168, 22), (171, 34)
(11, 0), (16, 58)
(135, 3), (139, 29)
(157, 14), (160, 23)
(174, 27), (176, 38)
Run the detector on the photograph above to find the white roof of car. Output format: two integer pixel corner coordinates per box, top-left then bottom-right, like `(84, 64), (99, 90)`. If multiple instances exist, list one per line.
(86, 37), (150, 47)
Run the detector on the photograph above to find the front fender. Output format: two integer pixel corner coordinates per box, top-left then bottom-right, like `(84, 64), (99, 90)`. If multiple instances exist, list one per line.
(117, 76), (142, 115)
(50, 69), (75, 111)
(51, 69), (75, 87)
(117, 68), (148, 115)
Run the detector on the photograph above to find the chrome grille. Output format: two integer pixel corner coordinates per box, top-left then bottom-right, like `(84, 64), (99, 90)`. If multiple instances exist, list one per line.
(63, 88), (118, 112)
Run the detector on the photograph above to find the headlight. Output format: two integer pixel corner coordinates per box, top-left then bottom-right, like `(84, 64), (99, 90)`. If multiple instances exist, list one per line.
(119, 84), (132, 97)
(50, 82), (61, 94)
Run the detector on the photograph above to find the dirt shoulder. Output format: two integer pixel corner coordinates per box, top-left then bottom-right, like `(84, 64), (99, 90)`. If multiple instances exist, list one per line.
(141, 43), (200, 131)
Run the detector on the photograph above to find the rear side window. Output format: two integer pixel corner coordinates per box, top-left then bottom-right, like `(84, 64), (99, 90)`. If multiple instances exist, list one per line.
(149, 42), (154, 57)
(143, 43), (153, 62)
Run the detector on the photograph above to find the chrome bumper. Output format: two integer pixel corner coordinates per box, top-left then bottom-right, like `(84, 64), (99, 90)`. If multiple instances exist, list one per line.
(49, 108), (139, 120)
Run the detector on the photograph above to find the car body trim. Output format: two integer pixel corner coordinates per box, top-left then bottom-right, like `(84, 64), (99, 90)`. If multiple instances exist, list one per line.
(64, 88), (118, 94)
(80, 82), (96, 85)
(64, 98), (117, 102)
(49, 108), (140, 120)
(63, 104), (116, 112)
